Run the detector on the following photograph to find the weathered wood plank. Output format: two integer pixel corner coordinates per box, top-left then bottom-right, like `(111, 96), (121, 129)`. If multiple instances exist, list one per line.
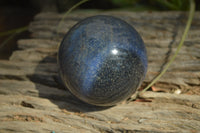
(0, 92), (200, 132)
(0, 11), (200, 132)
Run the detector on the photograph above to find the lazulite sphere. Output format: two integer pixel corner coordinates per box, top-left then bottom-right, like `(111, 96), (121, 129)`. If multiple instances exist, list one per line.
(58, 15), (148, 106)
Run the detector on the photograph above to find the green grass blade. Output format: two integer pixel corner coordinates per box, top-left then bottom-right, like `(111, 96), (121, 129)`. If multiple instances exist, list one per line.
(0, 26), (28, 37)
(0, 26), (28, 50)
(139, 0), (195, 95)
(57, 0), (90, 32)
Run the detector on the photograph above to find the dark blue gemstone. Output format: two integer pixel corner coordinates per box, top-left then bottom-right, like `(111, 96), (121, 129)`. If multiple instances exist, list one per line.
(58, 15), (148, 106)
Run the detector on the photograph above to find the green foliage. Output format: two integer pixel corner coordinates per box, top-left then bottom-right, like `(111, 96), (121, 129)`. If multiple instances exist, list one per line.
(110, 0), (192, 11)
(111, 0), (139, 7)
(155, 0), (190, 10)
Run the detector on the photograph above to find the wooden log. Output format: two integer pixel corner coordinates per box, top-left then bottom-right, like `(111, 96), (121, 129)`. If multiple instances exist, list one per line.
(0, 11), (200, 132)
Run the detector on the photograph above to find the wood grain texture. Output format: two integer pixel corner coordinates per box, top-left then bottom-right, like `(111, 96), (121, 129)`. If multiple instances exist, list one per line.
(0, 11), (200, 132)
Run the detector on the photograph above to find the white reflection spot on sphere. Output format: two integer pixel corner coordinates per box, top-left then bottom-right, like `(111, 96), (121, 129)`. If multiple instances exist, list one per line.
(111, 49), (118, 55)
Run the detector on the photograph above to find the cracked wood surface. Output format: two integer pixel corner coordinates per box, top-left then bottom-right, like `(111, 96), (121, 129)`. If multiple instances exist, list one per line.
(0, 11), (200, 133)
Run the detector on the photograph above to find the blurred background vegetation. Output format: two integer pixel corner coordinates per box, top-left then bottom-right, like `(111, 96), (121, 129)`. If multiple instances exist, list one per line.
(0, 0), (199, 59)
(1, 0), (198, 12)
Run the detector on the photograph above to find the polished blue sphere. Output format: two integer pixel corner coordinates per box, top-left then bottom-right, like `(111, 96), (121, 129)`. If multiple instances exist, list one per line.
(58, 15), (147, 106)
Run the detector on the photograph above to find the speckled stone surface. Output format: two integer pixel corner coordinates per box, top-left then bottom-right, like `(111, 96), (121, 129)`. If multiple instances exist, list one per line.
(58, 15), (147, 106)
